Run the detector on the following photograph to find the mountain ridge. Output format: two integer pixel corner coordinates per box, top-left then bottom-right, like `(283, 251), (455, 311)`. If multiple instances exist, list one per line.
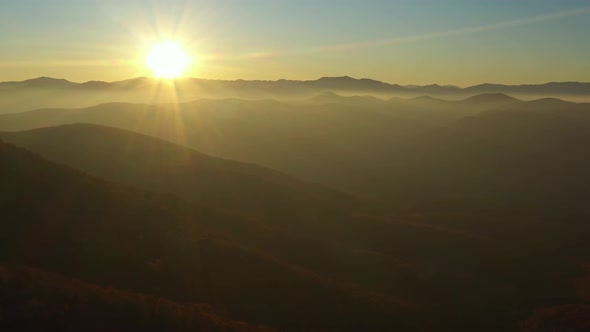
(0, 95), (585, 193)
(0, 137), (410, 331)
(2, 75), (588, 114)
(2, 76), (589, 94)
(0, 123), (362, 221)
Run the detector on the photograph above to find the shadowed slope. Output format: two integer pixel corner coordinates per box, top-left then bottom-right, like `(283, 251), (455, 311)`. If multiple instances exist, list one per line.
(0, 96), (587, 201)
(0, 99), (444, 190)
(0, 123), (360, 222)
(2, 99), (590, 330)
(0, 139), (412, 331)
(370, 98), (590, 214)
(0, 266), (274, 332)
(0, 95), (522, 191)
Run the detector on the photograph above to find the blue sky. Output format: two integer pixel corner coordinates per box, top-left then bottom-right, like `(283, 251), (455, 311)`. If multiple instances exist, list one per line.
(1, 0), (589, 85)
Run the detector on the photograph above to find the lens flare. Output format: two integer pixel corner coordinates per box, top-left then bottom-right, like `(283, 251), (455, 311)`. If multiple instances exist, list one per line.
(145, 41), (192, 78)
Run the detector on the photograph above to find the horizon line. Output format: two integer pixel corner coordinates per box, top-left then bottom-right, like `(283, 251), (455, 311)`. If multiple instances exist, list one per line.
(1, 75), (589, 88)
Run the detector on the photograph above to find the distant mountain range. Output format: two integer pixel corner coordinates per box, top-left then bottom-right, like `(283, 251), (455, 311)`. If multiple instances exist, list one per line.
(0, 76), (589, 113)
(2, 76), (589, 96)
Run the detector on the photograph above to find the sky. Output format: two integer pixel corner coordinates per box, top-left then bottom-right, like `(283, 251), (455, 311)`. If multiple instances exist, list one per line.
(1, 0), (589, 86)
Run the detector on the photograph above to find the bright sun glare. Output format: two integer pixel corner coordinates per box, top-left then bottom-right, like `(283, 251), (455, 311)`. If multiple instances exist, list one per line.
(145, 41), (192, 79)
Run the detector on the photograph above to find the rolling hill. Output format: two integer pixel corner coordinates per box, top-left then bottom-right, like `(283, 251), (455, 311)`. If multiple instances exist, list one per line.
(0, 123), (360, 223)
(0, 138), (411, 331)
(358, 98), (590, 216)
(2, 97), (589, 330)
(0, 94), (527, 192)
(0, 266), (274, 332)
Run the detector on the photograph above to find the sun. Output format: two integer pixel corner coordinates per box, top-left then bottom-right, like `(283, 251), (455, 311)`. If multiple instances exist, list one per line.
(145, 41), (192, 79)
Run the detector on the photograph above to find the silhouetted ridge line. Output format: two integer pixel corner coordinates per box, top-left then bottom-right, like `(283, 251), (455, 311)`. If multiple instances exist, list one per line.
(459, 93), (520, 103)
(2, 76), (589, 94)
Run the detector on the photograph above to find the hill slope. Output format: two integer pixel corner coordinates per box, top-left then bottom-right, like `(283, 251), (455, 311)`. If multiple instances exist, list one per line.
(0, 266), (273, 332)
(0, 123), (359, 222)
(370, 98), (590, 214)
(2, 101), (590, 330)
(0, 139), (409, 331)
(0, 95), (522, 191)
